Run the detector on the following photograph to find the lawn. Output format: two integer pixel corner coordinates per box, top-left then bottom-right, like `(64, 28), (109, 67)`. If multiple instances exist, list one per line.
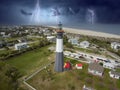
(0, 49), (13, 59)
(27, 58), (120, 90)
(74, 47), (99, 54)
(6, 45), (54, 75)
(0, 49), (10, 55)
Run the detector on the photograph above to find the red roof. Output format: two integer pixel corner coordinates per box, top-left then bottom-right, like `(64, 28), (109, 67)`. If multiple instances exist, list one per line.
(64, 62), (71, 69)
(56, 30), (64, 33)
(76, 64), (82, 67)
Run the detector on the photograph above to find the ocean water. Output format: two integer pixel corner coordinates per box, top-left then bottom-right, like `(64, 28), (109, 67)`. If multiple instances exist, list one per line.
(46, 22), (120, 35)
(63, 23), (120, 35)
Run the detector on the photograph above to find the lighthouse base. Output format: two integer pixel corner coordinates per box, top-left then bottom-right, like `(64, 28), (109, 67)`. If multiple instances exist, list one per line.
(54, 52), (64, 72)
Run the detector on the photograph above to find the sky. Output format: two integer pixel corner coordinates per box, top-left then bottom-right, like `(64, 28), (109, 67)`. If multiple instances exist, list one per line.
(0, 0), (120, 25)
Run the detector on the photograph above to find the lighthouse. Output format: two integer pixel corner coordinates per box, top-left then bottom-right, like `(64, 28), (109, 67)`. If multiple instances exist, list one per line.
(54, 22), (64, 72)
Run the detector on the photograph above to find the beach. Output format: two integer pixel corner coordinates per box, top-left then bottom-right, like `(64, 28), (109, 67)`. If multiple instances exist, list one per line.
(51, 26), (120, 39)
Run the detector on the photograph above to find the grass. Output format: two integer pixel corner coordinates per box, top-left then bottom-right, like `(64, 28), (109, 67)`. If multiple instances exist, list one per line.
(74, 47), (100, 54)
(3, 43), (119, 90)
(6, 45), (53, 75)
(0, 49), (13, 58)
(4, 37), (20, 42)
(27, 58), (120, 90)
(0, 49), (10, 55)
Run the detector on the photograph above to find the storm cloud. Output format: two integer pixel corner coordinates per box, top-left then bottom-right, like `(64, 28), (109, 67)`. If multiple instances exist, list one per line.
(20, 9), (32, 16)
(0, 0), (120, 25)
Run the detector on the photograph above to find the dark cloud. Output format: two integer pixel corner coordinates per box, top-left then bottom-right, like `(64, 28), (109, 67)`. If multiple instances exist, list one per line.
(20, 9), (32, 16)
(0, 0), (120, 24)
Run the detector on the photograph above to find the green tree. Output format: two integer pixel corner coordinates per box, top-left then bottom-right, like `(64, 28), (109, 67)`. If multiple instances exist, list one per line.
(66, 42), (73, 48)
(63, 35), (68, 44)
(6, 67), (22, 90)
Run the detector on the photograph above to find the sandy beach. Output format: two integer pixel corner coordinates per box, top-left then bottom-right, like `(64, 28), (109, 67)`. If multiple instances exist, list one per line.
(51, 26), (120, 39)
(64, 27), (120, 39)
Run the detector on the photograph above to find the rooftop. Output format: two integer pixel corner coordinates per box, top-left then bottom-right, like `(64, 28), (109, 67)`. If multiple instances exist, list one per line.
(64, 62), (71, 69)
(110, 71), (120, 76)
(56, 30), (64, 33)
(76, 63), (83, 67)
(88, 62), (104, 72)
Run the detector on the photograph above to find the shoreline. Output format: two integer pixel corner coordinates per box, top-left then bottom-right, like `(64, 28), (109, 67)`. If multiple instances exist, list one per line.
(51, 26), (120, 39)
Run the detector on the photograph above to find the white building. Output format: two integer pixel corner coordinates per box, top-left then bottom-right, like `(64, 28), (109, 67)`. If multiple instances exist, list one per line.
(2, 35), (10, 38)
(103, 62), (115, 69)
(109, 71), (120, 79)
(111, 42), (120, 50)
(25, 30), (29, 33)
(38, 30), (43, 34)
(68, 38), (78, 45)
(79, 41), (90, 48)
(64, 51), (71, 57)
(0, 32), (5, 35)
(83, 85), (95, 90)
(76, 63), (83, 69)
(47, 36), (56, 42)
(0, 41), (5, 48)
(15, 43), (28, 50)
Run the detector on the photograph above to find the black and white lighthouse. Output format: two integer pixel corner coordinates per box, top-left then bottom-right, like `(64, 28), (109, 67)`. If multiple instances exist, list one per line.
(54, 22), (64, 72)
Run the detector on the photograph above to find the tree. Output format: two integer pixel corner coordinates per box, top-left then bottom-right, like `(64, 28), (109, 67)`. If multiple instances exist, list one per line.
(66, 42), (73, 48)
(4, 46), (9, 51)
(117, 50), (120, 56)
(5, 67), (22, 90)
(39, 38), (50, 47)
(63, 35), (68, 45)
(99, 62), (103, 66)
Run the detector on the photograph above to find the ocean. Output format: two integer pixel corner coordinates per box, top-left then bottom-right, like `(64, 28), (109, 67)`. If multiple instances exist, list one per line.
(63, 23), (120, 35)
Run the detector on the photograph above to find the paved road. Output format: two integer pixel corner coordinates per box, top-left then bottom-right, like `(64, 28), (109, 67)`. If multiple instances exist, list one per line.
(66, 47), (120, 61)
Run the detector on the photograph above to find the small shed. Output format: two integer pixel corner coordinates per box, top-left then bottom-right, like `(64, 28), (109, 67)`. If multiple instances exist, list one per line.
(76, 63), (83, 69)
(64, 62), (72, 71)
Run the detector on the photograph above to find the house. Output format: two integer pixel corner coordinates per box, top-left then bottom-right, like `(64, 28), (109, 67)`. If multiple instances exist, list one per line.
(83, 85), (95, 90)
(0, 32), (5, 36)
(15, 42), (28, 50)
(0, 41), (4, 48)
(68, 38), (78, 45)
(43, 29), (52, 36)
(79, 41), (90, 48)
(111, 42), (120, 51)
(64, 62), (72, 71)
(2, 34), (11, 38)
(64, 51), (71, 57)
(0, 41), (6, 48)
(103, 62), (115, 69)
(109, 71), (120, 79)
(38, 30), (43, 34)
(25, 30), (29, 33)
(88, 62), (104, 76)
(76, 63), (83, 69)
(47, 36), (56, 42)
